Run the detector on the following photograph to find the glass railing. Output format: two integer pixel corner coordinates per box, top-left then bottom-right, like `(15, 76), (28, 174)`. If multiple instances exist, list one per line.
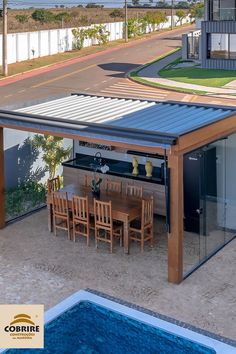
(212, 8), (236, 20)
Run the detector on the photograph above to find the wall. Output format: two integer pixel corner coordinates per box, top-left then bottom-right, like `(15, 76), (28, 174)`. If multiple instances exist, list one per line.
(0, 15), (191, 65)
(4, 128), (72, 189)
(201, 20), (236, 70)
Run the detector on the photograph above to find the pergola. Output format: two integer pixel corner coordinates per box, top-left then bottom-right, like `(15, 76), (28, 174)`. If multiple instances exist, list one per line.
(0, 93), (235, 284)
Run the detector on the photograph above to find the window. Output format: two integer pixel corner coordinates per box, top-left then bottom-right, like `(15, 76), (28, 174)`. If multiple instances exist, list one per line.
(207, 33), (236, 59)
(211, 0), (236, 20)
(209, 33), (228, 59)
(230, 34), (236, 59)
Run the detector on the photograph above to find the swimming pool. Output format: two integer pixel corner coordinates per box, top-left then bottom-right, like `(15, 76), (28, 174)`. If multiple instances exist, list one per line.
(2, 290), (236, 354)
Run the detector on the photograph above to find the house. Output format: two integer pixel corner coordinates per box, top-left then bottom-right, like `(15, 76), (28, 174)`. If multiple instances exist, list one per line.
(183, 0), (236, 69)
(0, 94), (236, 284)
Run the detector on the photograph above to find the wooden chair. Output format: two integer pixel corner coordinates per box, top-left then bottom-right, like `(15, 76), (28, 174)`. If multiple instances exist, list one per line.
(48, 176), (60, 193)
(94, 199), (123, 253)
(126, 184), (143, 198)
(52, 192), (71, 240)
(129, 197), (154, 252)
(105, 179), (122, 194)
(72, 195), (90, 245)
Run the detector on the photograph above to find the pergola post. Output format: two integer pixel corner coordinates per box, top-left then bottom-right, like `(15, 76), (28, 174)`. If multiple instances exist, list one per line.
(0, 127), (5, 228)
(168, 152), (183, 284)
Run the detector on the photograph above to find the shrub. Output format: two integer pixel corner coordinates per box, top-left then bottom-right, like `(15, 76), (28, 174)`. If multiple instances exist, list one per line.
(31, 9), (55, 24)
(109, 9), (124, 19)
(15, 14), (29, 24)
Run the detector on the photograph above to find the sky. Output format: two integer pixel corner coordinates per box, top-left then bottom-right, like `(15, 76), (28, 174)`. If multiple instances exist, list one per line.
(7, 0), (173, 9)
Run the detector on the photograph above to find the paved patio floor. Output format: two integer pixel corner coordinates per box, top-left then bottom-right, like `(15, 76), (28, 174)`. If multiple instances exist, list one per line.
(0, 209), (236, 341)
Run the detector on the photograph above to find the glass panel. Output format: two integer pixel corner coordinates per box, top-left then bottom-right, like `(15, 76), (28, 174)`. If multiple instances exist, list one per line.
(4, 128), (72, 222)
(230, 34), (236, 59)
(204, 142), (225, 256)
(187, 35), (199, 60)
(212, 0), (236, 20)
(212, 0), (220, 20)
(183, 134), (236, 278)
(225, 133), (236, 242)
(210, 33), (229, 59)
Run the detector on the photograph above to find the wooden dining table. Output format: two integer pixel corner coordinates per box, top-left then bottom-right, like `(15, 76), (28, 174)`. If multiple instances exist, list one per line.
(47, 184), (142, 254)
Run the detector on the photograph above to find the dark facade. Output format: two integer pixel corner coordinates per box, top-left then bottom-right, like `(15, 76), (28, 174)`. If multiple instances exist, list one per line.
(201, 0), (236, 70)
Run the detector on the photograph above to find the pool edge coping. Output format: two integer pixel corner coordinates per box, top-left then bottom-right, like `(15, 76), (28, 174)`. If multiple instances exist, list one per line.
(1, 289), (235, 353)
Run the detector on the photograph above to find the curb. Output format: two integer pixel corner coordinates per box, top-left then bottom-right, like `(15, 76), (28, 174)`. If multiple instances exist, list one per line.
(0, 25), (192, 88)
(127, 50), (208, 96)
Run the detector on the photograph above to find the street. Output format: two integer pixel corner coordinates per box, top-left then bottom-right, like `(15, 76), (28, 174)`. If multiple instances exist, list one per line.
(0, 25), (235, 109)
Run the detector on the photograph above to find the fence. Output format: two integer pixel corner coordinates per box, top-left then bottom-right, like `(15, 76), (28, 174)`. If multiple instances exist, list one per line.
(0, 15), (191, 66)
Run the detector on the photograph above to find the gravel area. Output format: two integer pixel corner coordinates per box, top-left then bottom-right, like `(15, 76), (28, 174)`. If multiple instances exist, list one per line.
(0, 208), (235, 341)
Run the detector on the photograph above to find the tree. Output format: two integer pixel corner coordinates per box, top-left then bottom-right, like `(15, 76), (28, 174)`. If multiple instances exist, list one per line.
(54, 11), (71, 24)
(175, 1), (190, 9)
(143, 10), (167, 30)
(86, 3), (103, 8)
(72, 28), (88, 50)
(190, 3), (204, 19)
(109, 9), (124, 19)
(176, 9), (186, 25)
(31, 9), (55, 24)
(32, 135), (72, 179)
(132, 0), (140, 6)
(15, 14), (29, 25)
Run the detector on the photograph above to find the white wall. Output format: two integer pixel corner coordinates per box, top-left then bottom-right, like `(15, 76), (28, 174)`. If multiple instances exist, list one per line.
(1, 15), (191, 66)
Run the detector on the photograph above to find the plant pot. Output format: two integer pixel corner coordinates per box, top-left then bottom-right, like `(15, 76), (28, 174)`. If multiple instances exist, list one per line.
(92, 190), (100, 198)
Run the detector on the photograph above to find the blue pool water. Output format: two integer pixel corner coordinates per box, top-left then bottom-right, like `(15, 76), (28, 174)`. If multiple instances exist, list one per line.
(7, 301), (215, 354)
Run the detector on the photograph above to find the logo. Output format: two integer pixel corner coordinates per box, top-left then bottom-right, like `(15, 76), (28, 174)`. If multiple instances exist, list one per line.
(0, 305), (44, 349)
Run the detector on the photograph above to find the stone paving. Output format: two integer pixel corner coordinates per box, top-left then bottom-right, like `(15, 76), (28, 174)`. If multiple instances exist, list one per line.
(0, 209), (236, 342)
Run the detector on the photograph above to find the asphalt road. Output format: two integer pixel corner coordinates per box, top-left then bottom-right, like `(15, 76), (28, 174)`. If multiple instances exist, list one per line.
(0, 26), (191, 109)
(0, 25), (235, 109)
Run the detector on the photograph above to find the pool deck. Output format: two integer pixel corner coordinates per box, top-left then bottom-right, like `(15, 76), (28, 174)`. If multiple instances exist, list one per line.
(0, 209), (236, 344)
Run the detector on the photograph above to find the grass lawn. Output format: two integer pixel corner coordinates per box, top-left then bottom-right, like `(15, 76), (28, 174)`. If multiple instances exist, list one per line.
(159, 65), (236, 87)
(130, 71), (207, 95)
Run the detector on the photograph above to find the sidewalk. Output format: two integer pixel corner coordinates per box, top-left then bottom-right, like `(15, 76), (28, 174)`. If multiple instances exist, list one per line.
(137, 50), (236, 95)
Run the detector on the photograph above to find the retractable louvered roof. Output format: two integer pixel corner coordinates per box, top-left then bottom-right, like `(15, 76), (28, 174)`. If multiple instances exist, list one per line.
(0, 94), (234, 149)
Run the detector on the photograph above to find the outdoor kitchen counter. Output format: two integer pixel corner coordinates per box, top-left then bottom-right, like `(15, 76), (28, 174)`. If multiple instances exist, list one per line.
(62, 154), (166, 216)
(62, 155), (165, 185)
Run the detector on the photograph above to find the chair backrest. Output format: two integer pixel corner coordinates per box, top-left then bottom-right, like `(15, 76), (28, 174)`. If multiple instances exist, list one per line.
(48, 176), (60, 193)
(126, 184), (143, 198)
(94, 199), (112, 228)
(72, 195), (89, 222)
(52, 192), (69, 216)
(105, 180), (122, 194)
(142, 197), (153, 227)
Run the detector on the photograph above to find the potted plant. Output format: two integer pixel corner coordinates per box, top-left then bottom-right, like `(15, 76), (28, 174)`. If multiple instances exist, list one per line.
(91, 175), (102, 198)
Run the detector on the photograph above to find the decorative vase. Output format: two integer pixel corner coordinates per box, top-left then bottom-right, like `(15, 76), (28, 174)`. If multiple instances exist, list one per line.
(145, 160), (153, 178)
(132, 157), (139, 176)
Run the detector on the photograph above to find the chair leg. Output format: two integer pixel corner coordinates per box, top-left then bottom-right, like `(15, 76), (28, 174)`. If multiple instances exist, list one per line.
(73, 221), (76, 242)
(86, 224), (89, 246)
(150, 226), (154, 247)
(95, 228), (98, 249)
(110, 234), (113, 254)
(67, 216), (70, 240)
(141, 231), (144, 252)
(53, 215), (57, 237)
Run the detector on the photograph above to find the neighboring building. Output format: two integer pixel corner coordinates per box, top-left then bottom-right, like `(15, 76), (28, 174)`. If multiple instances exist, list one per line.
(183, 0), (236, 69)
